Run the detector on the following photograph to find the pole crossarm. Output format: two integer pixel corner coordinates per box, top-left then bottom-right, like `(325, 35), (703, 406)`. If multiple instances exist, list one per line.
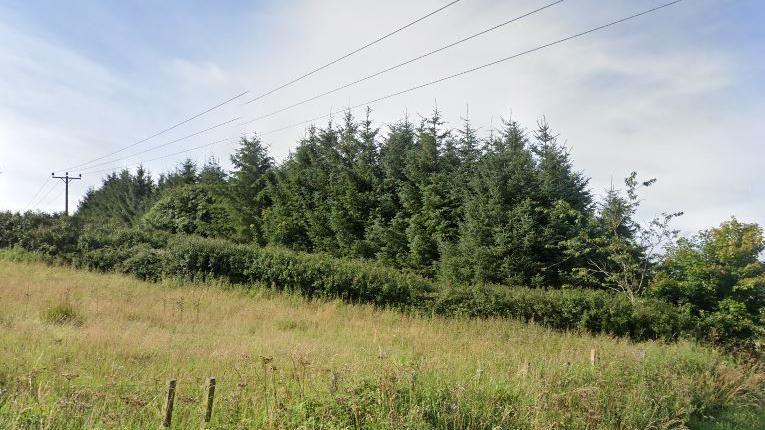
(51, 172), (82, 216)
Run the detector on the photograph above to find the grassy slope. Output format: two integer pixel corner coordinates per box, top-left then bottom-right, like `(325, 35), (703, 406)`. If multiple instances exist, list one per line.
(0, 257), (763, 429)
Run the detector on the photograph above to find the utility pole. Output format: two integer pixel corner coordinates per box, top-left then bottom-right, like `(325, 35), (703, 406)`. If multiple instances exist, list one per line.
(51, 172), (81, 216)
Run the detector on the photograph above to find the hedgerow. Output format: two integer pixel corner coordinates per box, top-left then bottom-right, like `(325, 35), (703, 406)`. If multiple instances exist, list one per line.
(0, 212), (750, 348)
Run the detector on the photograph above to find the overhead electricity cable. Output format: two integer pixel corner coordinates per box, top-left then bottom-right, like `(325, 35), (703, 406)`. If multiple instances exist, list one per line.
(243, 0), (463, 105)
(258, 0), (685, 136)
(76, 117), (242, 173)
(34, 181), (59, 209)
(241, 0), (564, 125)
(84, 137), (238, 175)
(59, 2), (460, 173)
(47, 188), (66, 210)
(82, 0), (681, 178)
(59, 91), (250, 172)
(23, 178), (53, 211)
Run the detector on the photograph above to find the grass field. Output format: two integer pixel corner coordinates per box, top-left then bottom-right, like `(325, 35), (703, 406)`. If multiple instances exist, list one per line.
(0, 254), (763, 429)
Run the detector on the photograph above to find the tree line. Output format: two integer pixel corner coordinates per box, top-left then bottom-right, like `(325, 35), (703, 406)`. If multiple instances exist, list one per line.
(68, 108), (764, 348)
(79, 110), (606, 286)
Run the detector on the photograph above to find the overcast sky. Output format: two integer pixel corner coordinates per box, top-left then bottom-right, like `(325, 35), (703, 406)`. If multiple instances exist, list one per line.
(0, 0), (762, 233)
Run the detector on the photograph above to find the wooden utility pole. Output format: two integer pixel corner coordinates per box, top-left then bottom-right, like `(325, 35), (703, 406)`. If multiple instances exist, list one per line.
(51, 172), (81, 216)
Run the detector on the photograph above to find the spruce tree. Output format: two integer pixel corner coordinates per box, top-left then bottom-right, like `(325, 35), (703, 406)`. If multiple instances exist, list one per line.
(452, 118), (543, 285)
(229, 135), (274, 244)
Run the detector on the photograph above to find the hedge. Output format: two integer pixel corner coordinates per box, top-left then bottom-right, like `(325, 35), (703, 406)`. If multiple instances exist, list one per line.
(0, 212), (735, 346)
(431, 283), (696, 341)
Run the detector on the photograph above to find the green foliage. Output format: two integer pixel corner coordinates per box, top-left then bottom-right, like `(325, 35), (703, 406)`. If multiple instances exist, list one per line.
(161, 236), (432, 307)
(652, 217), (765, 348)
(64, 110), (637, 293)
(564, 172), (682, 299)
(77, 166), (156, 225)
(241, 110), (595, 284)
(228, 136), (274, 243)
(0, 214), (728, 346)
(0, 211), (81, 260)
(432, 283), (694, 341)
(141, 184), (236, 238)
(119, 244), (165, 281)
(74, 225), (170, 273)
(4, 110), (763, 351)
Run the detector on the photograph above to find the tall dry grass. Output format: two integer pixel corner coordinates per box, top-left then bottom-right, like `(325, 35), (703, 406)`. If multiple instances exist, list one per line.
(0, 257), (763, 429)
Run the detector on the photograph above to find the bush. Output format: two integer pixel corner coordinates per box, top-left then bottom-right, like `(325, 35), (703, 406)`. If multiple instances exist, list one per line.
(0, 212), (81, 260)
(119, 244), (165, 281)
(162, 236), (432, 307)
(700, 299), (763, 348)
(430, 283), (695, 341)
(141, 184), (236, 238)
(73, 226), (169, 273)
(159, 236), (698, 342)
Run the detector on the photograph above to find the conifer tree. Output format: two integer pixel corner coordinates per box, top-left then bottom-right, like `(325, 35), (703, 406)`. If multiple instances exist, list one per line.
(451, 118), (543, 285)
(367, 118), (416, 267)
(532, 118), (593, 285)
(77, 166), (156, 225)
(229, 135), (274, 244)
(198, 157), (228, 185)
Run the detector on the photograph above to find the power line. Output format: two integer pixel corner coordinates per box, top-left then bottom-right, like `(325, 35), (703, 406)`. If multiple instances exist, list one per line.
(46, 188), (66, 211)
(84, 137), (238, 175)
(75, 117), (242, 173)
(23, 178), (52, 211)
(83, 0), (683, 179)
(241, 0), (564, 126)
(243, 0), (463, 105)
(59, 91), (250, 172)
(258, 0), (685, 137)
(55, 1), (461, 175)
(33, 180), (59, 210)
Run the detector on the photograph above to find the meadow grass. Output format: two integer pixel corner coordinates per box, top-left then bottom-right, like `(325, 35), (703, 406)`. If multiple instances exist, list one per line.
(0, 257), (763, 429)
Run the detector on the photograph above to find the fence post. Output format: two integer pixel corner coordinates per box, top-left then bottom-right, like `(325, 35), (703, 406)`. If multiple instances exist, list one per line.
(162, 379), (177, 428)
(204, 377), (216, 425)
(590, 348), (598, 366)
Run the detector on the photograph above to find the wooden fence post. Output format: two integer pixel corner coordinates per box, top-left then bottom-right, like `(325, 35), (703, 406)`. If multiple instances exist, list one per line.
(204, 377), (216, 425)
(162, 379), (177, 428)
(590, 348), (598, 366)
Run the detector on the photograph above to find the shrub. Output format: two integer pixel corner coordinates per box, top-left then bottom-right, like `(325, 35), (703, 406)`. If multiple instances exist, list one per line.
(119, 244), (165, 281)
(0, 212), (81, 260)
(141, 184), (236, 238)
(162, 235), (432, 307)
(430, 283), (695, 341)
(74, 226), (170, 273)
(700, 299), (763, 348)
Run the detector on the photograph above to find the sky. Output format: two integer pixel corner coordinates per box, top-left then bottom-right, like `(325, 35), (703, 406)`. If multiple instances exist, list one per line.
(0, 0), (763, 234)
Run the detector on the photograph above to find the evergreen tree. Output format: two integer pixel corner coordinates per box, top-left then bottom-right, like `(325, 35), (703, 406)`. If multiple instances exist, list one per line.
(77, 166), (156, 225)
(158, 159), (198, 193)
(198, 157), (228, 185)
(367, 118), (416, 267)
(532, 118), (593, 285)
(229, 135), (274, 244)
(401, 108), (450, 275)
(73, 107), (664, 293)
(450, 118), (543, 285)
(326, 111), (380, 258)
